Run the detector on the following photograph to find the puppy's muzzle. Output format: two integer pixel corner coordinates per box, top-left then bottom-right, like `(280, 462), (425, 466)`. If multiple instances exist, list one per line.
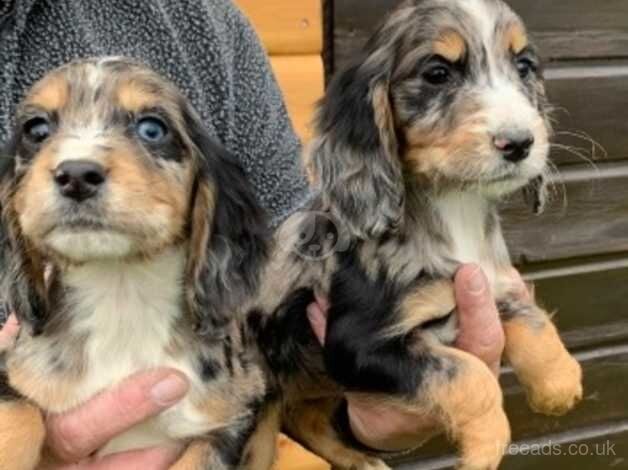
(54, 160), (106, 202)
(493, 129), (535, 163)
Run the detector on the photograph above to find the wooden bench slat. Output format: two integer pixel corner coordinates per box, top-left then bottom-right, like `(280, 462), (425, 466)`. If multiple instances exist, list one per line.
(236, 0), (322, 55)
(545, 62), (628, 165)
(522, 259), (628, 347)
(508, 0), (628, 61)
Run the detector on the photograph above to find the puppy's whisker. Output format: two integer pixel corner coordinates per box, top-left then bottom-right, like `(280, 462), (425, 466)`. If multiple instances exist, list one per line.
(554, 130), (607, 159)
(551, 143), (600, 173)
(544, 160), (568, 212)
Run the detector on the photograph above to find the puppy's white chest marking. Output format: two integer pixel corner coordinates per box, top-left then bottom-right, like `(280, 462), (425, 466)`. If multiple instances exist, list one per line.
(65, 247), (187, 401)
(435, 192), (496, 285)
(56, 247), (212, 453)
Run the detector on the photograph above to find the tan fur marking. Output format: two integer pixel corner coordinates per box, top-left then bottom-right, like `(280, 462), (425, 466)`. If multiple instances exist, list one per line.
(190, 395), (237, 428)
(191, 370), (266, 430)
(504, 312), (583, 416)
(505, 23), (528, 54)
(372, 84), (391, 132)
(170, 441), (210, 470)
(389, 279), (455, 337)
(186, 180), (216, 316)
(188, 181), (216, 273)
(244, 404), (281, 470)
(434, 30), (467, 62)
(371, 84), (397, 161)
(26, 74), (69, 112)
(402, 100), (488, 180)
(7, 363), (79, 411)
(13, 148), (57, 234)
(0, 401), (46, 470)
(115, 80), (160, 112)
(105, 146), (190, 253)
(423, 348), (510, 470)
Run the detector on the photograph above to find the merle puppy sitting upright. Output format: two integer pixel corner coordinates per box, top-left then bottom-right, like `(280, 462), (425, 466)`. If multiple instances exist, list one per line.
(0, 58), (274, 470)
(252, 0), (583, 469)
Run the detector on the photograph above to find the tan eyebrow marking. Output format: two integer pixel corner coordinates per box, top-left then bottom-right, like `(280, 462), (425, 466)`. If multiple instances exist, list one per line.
(505, 23), (528, 54)
(433, 30), (467, 62)
(27, 74), (70, 112)
(116, 79), (161, 112)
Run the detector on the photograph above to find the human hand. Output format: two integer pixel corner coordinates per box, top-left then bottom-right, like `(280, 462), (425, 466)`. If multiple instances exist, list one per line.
(306, 264), (528, 451)
(40, 368), (188, 469)
(0, 317), (188, 469)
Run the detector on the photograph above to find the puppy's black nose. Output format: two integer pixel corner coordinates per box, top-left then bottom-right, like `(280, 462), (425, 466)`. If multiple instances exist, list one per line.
(493, 131), (535, 163)
(54, 160), (106, 201)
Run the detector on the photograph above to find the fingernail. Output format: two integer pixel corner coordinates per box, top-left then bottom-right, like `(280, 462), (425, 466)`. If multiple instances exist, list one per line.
(150, 374), (189, 406)
(465, 265), (486, 296)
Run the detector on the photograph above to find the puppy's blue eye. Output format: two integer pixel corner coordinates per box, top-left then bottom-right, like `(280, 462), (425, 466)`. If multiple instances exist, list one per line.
(24, 117), (51, 144)
(516, 58), (536, 79)
(423, 65), (451, 85)
(136, 117), (168, 143)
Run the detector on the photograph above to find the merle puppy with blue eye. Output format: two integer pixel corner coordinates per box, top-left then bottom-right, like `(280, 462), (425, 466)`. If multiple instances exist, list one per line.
(0, 57), (275, 470)
(249, 1), (583, 469)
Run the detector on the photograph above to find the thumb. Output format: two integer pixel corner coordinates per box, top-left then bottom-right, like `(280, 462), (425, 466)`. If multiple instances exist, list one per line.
(454, 265), (504, 373)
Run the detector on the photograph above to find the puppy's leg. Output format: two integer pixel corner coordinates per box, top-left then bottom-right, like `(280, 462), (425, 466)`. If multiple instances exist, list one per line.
(170, 441), (213, 470)
(283, 398), (390, 470)
(0, 394), (46, 470)
(322, 278), (510, 470)
(415, 346), (510, 470)
(500, 300), (582, 416)
(242, 403), (281, 470)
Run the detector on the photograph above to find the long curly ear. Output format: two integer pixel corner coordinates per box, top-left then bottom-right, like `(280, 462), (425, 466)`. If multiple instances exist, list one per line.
(0, 137), (48, 334)
(182, 111), (269, 337)
(523, 174), (547, 215)
(309, 50), (404, 239)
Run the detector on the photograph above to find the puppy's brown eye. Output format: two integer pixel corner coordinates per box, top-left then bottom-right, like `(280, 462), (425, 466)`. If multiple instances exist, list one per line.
(136, 116), (168, 144)
(516, 57), (536, 79)
(23, 117), (52, 144)
(423, 65), (451, 85)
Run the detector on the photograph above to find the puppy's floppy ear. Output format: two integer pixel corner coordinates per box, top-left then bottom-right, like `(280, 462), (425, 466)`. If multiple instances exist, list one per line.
(309, 50), (404, 239)
(182, 109), (269, 337)
(522, 175), (547, 215)
(0, 137), (48, 334)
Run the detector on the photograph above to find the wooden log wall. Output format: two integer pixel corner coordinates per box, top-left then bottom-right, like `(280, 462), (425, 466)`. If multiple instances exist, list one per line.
(236, 0), (324, 141)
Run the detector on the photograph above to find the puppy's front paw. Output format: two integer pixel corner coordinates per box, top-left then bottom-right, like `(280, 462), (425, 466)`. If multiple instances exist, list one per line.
(456, 401), (510, 470)
(527, 354), (583, 416)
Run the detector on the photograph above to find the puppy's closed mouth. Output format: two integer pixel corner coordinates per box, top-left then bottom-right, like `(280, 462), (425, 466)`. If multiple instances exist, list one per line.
(47, 215), (118, 236)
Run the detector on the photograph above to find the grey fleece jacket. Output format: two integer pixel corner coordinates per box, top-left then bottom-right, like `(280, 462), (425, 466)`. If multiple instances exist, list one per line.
(0, 0), (312, 225)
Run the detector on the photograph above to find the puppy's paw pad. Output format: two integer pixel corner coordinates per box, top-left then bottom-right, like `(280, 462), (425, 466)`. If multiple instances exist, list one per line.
(528, 357), (583, 416)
